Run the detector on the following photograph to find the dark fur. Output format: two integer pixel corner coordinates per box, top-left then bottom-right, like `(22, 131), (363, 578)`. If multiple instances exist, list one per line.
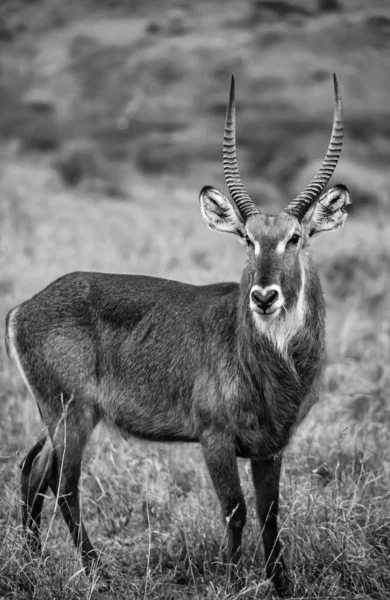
(6, 185), (351, 595)
(6, 260), (323, 591)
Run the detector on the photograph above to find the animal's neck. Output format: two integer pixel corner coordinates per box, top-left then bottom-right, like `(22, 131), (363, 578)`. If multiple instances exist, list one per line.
(237, 257), (325, 398)
(233, 259), (325, 455)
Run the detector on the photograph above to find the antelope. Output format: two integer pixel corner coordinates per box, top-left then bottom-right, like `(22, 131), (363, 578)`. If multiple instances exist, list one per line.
(5, 74), (350, 596)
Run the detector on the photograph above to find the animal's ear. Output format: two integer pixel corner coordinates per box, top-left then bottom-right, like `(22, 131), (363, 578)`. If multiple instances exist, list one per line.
(304, 184), (351, 237)
(199, 186), (246, 237)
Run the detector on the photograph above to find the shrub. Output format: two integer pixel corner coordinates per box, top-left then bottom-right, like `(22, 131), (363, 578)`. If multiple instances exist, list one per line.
(53, 140), (101, 186)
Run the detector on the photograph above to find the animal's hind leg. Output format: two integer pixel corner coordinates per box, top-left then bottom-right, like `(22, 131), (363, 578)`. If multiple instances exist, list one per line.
(46, 400), (99, 575)
(20, 431), (54, 555)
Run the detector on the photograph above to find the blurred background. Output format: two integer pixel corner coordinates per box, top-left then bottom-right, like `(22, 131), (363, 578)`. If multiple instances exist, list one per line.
(1, 1), (390, 598)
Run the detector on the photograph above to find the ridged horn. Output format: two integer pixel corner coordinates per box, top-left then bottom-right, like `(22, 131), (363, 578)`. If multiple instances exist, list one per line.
(284, 74), (344, 221)
(223, 75), (260, 221)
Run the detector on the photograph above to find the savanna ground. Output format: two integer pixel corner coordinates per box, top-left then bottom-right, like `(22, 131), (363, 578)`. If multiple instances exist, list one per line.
(1, 0), (390, 598)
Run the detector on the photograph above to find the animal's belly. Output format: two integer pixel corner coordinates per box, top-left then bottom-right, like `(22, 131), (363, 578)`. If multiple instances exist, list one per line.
(97, 375), (197, 442)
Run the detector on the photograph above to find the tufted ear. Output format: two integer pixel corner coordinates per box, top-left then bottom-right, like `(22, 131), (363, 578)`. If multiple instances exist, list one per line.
(304, 184), (351, 237)
(199, 186), (246, 237)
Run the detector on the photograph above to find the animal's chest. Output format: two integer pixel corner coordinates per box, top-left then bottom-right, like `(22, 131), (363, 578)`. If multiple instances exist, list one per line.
(233, 345), (323, 459)
(233, 402), (295, 459)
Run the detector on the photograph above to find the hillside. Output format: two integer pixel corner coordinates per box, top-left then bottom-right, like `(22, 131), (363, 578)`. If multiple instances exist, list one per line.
(1, 1), (390, 599)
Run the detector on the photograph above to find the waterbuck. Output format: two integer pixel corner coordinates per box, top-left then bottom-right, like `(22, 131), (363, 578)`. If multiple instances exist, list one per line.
(6, 74), (350, 595)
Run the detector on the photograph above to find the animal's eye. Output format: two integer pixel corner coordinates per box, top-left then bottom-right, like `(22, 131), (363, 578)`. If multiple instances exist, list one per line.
(288, 233), (300, 246)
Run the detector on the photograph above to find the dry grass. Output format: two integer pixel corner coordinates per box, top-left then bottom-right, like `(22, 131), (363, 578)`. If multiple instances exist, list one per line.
(1, 156), (389, 599)
(1, 1), (390, 598)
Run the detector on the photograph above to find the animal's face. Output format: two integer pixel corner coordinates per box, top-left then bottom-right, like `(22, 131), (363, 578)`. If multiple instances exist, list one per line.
(199, 73), (351, 326)
(199, 184), (351, 323)
(244, 212), (304, 318)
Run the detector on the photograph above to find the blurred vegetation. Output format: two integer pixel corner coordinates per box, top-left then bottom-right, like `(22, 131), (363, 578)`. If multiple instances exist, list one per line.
(0, 0), (390, 206)
(1, 1), (390, 599)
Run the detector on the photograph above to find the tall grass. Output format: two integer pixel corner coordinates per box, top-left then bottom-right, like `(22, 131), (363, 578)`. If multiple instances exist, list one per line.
(0, 156), (389, 598)
(1, 1), (390, 597)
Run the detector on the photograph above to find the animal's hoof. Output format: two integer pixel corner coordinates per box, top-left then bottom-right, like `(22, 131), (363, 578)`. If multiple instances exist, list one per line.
(273, 572), (292, 598)
(96, 571), (112, 592)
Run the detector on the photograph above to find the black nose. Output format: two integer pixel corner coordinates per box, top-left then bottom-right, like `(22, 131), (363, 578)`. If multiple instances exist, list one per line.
(251, 288), (279, 313)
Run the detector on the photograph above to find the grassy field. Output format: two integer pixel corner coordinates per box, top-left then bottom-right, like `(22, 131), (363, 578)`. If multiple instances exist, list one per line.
(1, 1), (390, 599)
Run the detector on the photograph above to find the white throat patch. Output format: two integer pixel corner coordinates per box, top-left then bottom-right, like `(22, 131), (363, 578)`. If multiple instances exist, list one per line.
(252, 257), (306, 357)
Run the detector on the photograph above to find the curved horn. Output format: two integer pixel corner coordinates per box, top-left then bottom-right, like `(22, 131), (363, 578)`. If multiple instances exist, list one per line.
(284, 74), (344, 221)
(223, 76), (260, 220)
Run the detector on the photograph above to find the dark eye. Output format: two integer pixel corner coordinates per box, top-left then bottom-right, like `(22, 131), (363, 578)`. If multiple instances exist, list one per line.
(289, 233), (300, 246)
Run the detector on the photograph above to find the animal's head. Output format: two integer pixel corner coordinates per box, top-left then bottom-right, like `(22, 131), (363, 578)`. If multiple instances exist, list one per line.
(200, 75), (351, 323)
